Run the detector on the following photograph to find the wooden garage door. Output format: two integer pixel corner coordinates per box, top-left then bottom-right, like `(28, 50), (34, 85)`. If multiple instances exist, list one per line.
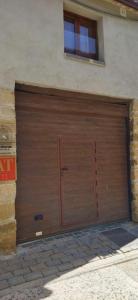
(16, 88), (129, 243)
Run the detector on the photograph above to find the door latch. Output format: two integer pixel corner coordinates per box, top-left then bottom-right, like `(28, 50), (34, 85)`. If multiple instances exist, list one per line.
(61, 167), (68, 171)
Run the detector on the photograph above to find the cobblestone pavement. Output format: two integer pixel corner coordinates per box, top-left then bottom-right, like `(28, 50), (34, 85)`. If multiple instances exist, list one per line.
(1, 221), (138, 299)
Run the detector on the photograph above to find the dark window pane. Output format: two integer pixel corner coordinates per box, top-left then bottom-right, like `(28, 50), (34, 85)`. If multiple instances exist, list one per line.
(64, 20), (75, 52)
(64, 12), (98, 60)
(80, 26), (89, 53)
(80, 25), (96, 55)
(89, 37), (96, 54)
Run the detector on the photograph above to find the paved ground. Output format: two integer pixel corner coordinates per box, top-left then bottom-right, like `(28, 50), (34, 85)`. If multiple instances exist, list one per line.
(1, 221), (138, 299)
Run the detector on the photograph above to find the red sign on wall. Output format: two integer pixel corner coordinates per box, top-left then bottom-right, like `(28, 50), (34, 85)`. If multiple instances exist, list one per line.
(0, 157), (16, 181)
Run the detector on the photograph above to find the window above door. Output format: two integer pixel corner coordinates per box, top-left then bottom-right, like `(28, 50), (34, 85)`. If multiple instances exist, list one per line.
(64, 11), (98, 61)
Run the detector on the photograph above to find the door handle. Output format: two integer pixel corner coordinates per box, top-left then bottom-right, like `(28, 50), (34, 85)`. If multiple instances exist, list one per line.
(61, 167), (69, 171)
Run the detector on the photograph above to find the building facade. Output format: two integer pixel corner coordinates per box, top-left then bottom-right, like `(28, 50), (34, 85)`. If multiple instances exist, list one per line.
(0, 0), (138, 253)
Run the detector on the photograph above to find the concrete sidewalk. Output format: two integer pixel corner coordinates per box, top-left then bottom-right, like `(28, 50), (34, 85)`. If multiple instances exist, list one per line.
(1, 221), (138, 299)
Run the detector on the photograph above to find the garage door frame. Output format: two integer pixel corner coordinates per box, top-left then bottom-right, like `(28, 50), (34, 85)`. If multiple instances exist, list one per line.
(15, 83), (132, 243)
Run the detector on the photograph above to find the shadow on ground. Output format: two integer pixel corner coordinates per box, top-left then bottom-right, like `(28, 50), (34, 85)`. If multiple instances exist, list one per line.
(1, 221), (138, 299)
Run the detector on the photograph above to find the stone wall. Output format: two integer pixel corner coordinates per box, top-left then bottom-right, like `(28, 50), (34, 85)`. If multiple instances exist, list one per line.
(0, 89), (16, 253)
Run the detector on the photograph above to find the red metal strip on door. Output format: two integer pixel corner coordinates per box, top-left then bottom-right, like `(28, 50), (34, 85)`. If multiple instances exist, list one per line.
(58, 136), (64, 226)
(94, 142), (99, 218)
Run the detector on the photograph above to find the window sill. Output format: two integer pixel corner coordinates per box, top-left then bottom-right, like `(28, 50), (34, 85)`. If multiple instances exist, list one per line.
(64, 53), (105, 67)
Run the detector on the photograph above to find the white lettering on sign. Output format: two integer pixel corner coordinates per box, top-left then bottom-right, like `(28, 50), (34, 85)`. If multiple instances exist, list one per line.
(0, 157), (16, 180)
(36, 232), (43, 237)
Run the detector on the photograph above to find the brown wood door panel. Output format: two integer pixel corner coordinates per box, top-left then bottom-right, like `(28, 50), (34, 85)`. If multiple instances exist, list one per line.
(17, 220), (61, 242)
(16, 108), (61, 241)
(59, 137), (97, 227)
(96, 134), (129, 223)
(16, 89), (129, 243)
(16, 91), (128, 117)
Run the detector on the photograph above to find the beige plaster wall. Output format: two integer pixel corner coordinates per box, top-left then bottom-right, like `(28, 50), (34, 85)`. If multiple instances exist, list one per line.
(0, 0), (137, 99)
